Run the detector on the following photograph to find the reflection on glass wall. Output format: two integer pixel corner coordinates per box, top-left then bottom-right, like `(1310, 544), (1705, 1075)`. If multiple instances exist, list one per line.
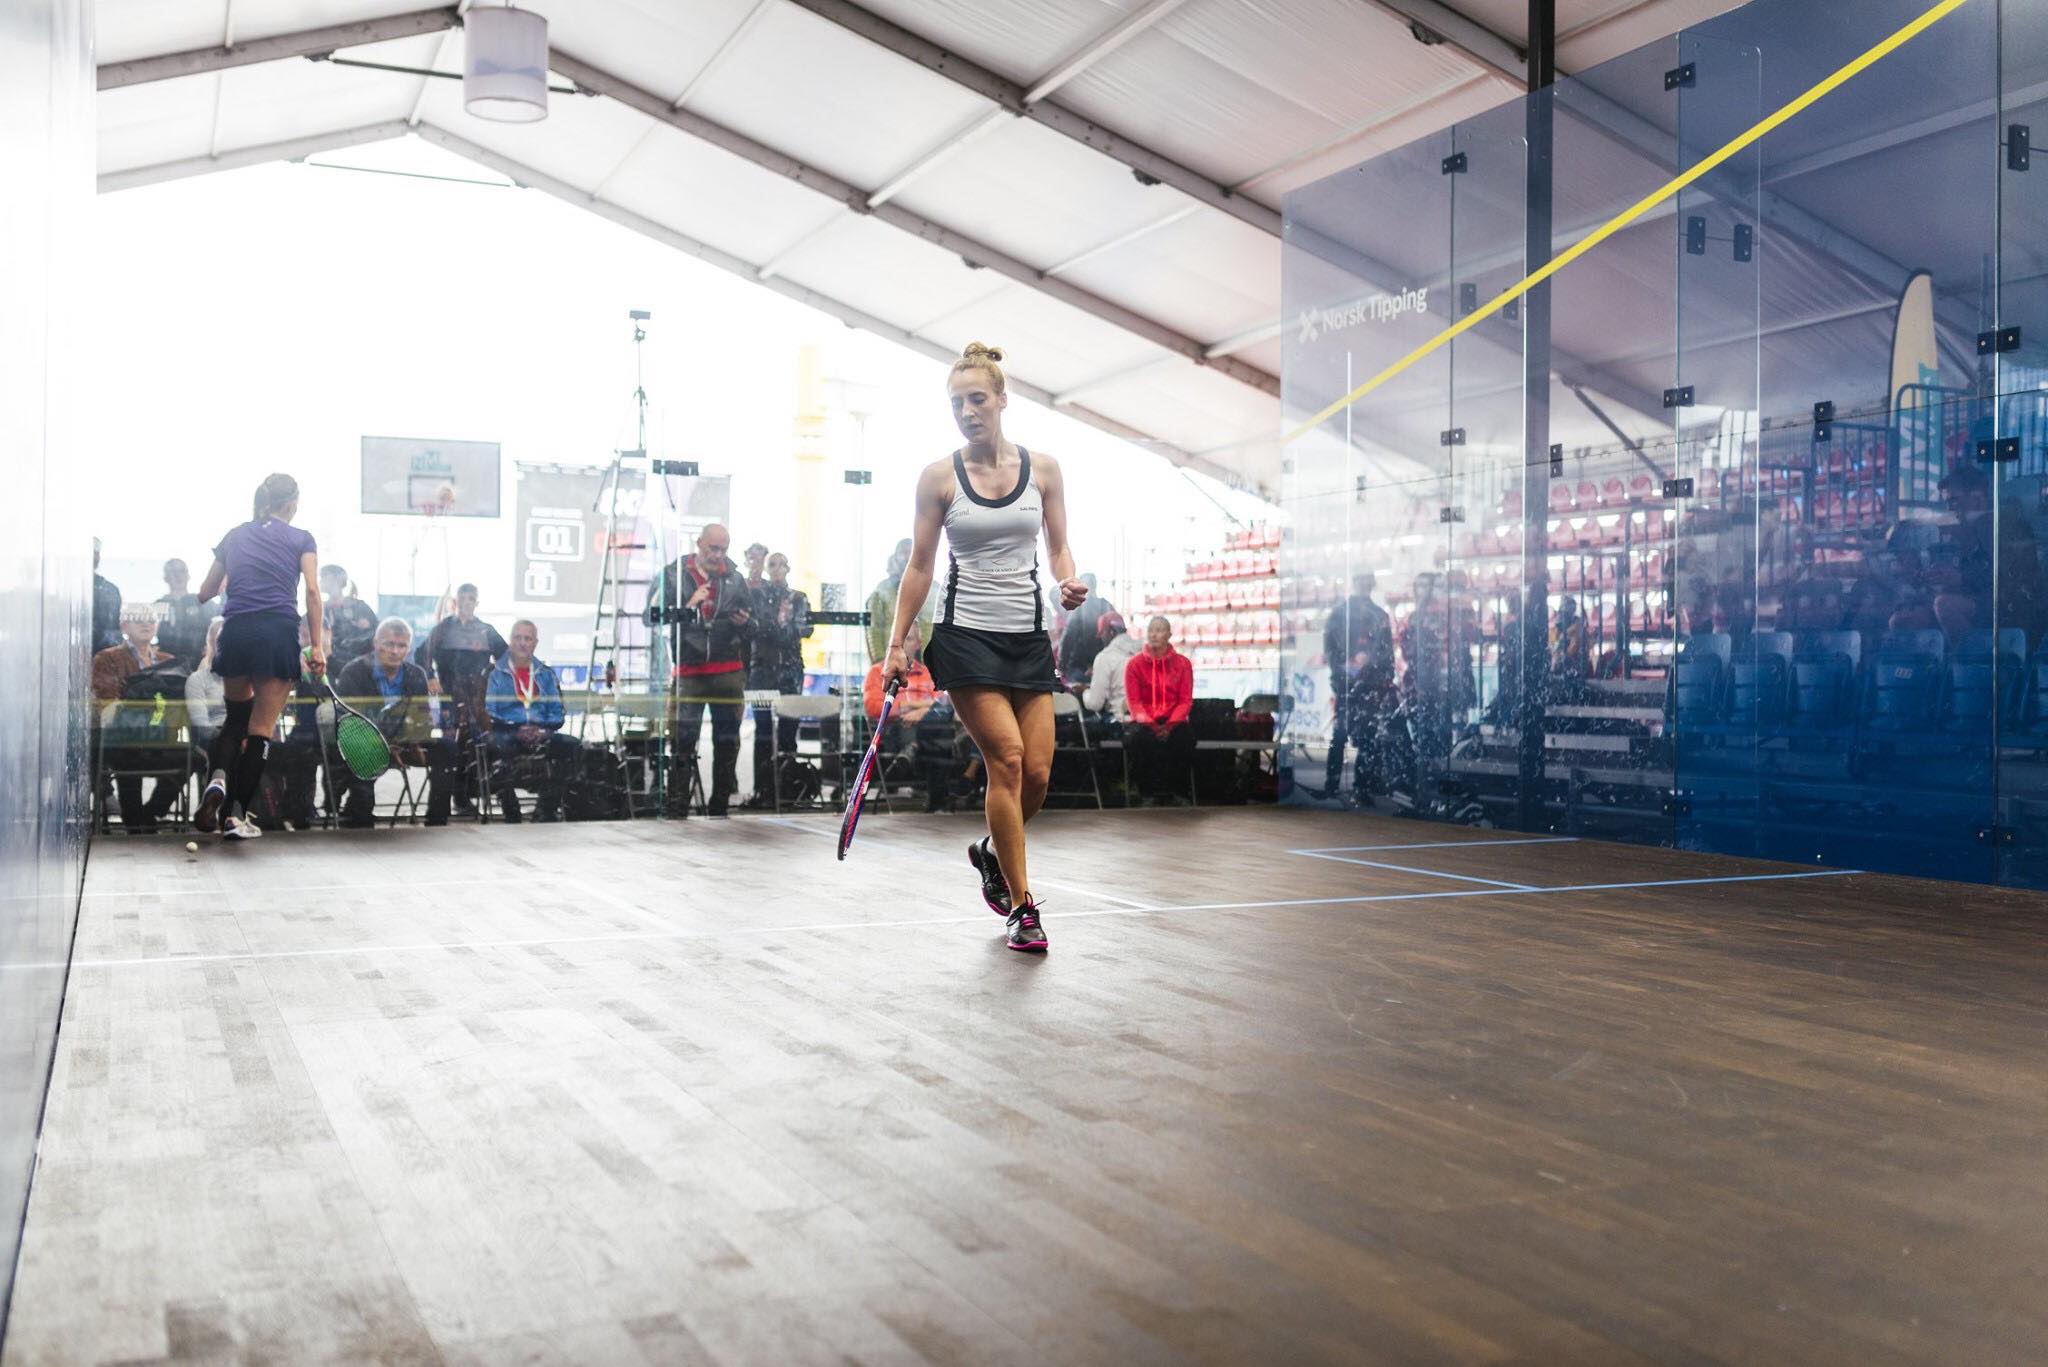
(1282, 0), (2047, 888)
(1, 0), (92, 1337)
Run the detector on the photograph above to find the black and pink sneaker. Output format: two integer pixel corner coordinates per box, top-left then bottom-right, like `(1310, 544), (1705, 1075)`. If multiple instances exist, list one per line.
(968, 836), (1011, 915)
(1004, 900), (1048, 953)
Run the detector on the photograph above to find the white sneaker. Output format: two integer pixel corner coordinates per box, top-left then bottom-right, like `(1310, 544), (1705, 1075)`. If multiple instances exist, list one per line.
(223, 813), (263, 840)
(193, 780), (228, 834)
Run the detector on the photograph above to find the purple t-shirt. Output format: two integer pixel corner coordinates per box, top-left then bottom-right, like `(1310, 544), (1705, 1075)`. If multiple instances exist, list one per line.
(214, 518), (317, 619)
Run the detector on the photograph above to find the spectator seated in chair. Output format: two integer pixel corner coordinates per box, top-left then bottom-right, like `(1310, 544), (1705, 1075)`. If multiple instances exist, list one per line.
(334, 617), (442, 828)
(1123, 615), (1195, 806)
(1081, 611), (1140, 722)
(864, 623), (962, 812)
(92, 602), (185, 832)
(484, 619), (580, 823)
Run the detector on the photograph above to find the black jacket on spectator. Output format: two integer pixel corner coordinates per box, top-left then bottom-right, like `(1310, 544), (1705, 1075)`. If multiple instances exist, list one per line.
(425, 615), (508, 692)
(747, 583), (813, 692)
(1324, 593), (1395, 690)
(334, 656), (434, 748)
(1057, 594), (1112, 684)
(645, 554), (754, 670)
(154, 592), (217, 663)
(92, 573), (123, 652)
(326, 596), (380, 670)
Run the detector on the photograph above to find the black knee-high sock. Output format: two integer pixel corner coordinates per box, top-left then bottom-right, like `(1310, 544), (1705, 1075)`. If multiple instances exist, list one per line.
(210, 697), (253, 778)
(227, 734), (272, 811)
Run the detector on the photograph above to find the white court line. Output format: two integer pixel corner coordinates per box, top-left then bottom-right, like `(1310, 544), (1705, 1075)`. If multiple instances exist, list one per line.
(54, 867), (1862, 970)
(81, 875), (549, 899)
(1287, 850), (1537, 890)
(1289, 838), (1582, 854)
(760, 813), (1156, 909)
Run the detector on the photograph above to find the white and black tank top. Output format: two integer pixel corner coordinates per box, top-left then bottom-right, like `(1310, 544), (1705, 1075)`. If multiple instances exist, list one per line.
(940, 447), (1045, 635)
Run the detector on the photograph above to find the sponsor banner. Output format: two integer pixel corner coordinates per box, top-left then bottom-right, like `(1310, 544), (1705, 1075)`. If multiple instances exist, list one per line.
(1296, 286), (1431, 345)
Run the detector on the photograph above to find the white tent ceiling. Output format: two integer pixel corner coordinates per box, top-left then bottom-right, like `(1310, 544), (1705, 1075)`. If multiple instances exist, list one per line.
(93, 0), (1740, 498)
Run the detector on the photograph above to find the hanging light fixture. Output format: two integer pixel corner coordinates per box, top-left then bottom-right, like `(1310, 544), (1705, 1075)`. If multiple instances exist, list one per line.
(464, 4), (550, 123)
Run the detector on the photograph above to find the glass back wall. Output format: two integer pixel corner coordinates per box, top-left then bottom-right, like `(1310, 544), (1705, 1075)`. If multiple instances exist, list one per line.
(1281, 0), (2045, 889)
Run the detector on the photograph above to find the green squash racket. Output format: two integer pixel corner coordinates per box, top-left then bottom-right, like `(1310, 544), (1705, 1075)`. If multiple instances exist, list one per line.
(316, 669), (395, 781)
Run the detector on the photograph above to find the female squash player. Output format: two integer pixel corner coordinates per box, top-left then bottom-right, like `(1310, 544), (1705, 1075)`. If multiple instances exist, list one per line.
(883, 343), (1088, 952)
(194, 472), (326, 839)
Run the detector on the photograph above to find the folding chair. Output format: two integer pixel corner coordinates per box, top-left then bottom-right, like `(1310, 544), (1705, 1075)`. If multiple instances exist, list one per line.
(1047, 691), (1106, 810)
(771, 696), (846, 814)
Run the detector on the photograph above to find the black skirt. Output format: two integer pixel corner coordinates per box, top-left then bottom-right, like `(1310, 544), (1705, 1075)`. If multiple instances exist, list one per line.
(214, 611), (303, 682)
(924, 622), (1060, 693)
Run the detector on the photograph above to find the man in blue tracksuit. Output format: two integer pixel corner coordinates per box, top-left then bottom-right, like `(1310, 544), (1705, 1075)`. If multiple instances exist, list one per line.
(484, 619), (581, 822)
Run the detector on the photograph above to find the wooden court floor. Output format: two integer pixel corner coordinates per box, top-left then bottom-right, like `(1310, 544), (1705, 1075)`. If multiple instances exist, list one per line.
(6, 809), (2047, 1365)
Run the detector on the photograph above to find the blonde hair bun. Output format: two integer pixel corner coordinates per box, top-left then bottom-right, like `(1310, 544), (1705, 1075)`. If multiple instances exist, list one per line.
(950, 341), (1008, 393)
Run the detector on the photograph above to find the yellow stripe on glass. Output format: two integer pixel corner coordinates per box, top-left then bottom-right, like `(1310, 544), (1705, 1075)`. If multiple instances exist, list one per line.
(1281, 0), (1975, 446)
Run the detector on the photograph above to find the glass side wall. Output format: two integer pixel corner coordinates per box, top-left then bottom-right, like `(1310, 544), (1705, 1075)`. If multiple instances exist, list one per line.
(1997, 2), (2048, 887)
(1284, 0), (2041, 889)
(1281, 132), (1450, 813)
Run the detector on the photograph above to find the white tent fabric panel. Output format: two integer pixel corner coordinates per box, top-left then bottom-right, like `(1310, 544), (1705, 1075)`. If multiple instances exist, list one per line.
(96, 75), (221, 172)
(208, 49), (424, 152)
(846, 0), (1141, 87)
(94, 0), (229, 63)
(1249, 71), (1522, 198)
(1052, 0), (1478, 192)
(679, 3), (999, 195)
(540, 0), (760, 101)
(924, 284), (1171, 395)
(764, 212), (1011, 332)
(578, 123), (853, 267)
(1078, 362), (1282, 465)
(887, 116), (1205, 277)
(1054, 206), (1279, 345)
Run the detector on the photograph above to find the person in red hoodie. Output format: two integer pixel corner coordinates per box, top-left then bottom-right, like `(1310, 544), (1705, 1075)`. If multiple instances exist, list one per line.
(1123, 615), (1195, 806)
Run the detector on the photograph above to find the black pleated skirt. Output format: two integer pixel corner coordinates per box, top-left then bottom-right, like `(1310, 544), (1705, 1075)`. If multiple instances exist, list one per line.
(924, 622), (1059, 693)
(215, 611), (303, 682)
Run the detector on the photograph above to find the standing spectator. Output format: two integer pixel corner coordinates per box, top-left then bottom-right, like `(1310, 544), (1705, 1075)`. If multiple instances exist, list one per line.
(185, 616), (227, 749)
(1123, 615), (1195, 805)
(320, 564), (380, 671)
(1056, 574), (1113, 687)
(154, 558), (215, 663)
(1399, 572), (1461, 763)
(91, 538), (124, 653)
(483, 619), (580, 823)
(865, 538), (930, 665)
(745, 550), (814, 808)
(1081, 611), (1140, 720)
(1323, 571), (1395, 800)
(334, 618), (439, 828)
(743, 542), (770, 593)
(646, 524), (753, 817)
(1549, 594), (1591, 685)
(425, 583), (508, 814)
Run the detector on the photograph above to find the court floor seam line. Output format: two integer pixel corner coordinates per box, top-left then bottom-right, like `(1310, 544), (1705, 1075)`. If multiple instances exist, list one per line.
(51, 868), (1864, 970)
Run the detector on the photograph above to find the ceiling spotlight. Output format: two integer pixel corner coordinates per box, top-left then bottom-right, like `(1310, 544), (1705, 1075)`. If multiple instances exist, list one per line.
(465, 5), (550, 123)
